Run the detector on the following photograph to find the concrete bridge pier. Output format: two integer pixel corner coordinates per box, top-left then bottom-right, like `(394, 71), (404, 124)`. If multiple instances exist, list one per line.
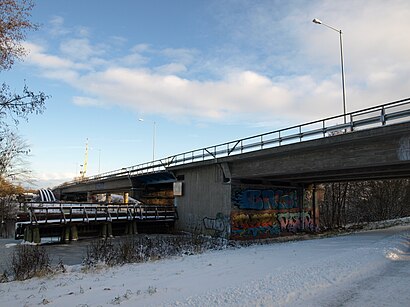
(100, 222), (113, 238)
(125, 220), (138, 235)
(71, 225), (79, 241)
(23, 225), (41, 243)
(61, 226), (71, 243)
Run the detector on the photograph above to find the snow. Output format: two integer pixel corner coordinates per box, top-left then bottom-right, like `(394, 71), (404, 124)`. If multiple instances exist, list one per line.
(1, 225), (409, 306)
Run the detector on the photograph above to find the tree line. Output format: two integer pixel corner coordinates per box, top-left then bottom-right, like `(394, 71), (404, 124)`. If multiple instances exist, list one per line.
(319, 179), (410, 229)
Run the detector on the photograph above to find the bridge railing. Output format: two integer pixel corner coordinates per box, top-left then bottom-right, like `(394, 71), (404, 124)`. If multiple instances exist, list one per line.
(58, 97), (410, 187)
(17, 203), (178, 225)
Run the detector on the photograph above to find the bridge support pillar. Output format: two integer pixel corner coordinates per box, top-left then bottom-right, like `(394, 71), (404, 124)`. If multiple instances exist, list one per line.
(24, 226), (32, 242)
(23, 226), (40, 243)
(100, 223), (107, 238)
(100, 223), (113, 238)
(107, 223), (113, 238)
(87, 192), (93, 202)
(125, 221), (138, 235)
(61, 226), (70, 243)
(32, 227), (41, 244)
(123, 192), (129, 204)
(71, 225), (78, 241)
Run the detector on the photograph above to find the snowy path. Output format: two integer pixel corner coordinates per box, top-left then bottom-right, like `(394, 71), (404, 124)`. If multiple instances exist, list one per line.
(1, 225), (409, 306)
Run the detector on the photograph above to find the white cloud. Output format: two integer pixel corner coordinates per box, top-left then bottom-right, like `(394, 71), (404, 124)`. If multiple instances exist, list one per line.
(60, 38), (103, 61)
(22, 0), (410, 125)
(32, 172), (76, 189)
(73, 96), (103, 107)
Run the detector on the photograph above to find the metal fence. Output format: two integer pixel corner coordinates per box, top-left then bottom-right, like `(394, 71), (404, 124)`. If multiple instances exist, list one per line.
(59, 97), (410, 187)
(17, 203), (177, 225)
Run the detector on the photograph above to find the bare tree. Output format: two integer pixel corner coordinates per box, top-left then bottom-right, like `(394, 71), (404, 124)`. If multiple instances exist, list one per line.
(320, 179), (410, 229)
(0, 130), (30, 181)
(0, 0), (49, 182)
(320, 182), (349, 228)
(0, 0), (37, 70)
(351, 180), (410, 223)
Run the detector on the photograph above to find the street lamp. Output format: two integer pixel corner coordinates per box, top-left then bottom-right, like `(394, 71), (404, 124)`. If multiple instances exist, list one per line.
(313, 18), (347, 123)
(138, 118), (156, 162)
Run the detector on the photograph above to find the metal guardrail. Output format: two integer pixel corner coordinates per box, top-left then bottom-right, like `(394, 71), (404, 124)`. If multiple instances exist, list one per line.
(58, 97), (410, 187)
(17, 203), (177, 225)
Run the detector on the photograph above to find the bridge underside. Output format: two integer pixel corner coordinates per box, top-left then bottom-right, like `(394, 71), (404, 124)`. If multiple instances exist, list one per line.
(223, 121), (410, 184)
(241, 163), (410, 184)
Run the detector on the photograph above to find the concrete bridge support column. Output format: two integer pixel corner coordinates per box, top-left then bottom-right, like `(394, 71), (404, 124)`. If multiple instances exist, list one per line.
(32, 227), (40, 244)
(23, 226), (32, 242)
(100, 222), (113, 238)
(107, 223), (113, 237)
(70, 225), (78, 241)
(61, 226), (70, 243)
(87, 192), (93, 202)
(23, 226), (41, 243)
(125, 220), (138, 235)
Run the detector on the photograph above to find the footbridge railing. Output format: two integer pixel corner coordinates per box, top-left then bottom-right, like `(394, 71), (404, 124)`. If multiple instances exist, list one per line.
(58, 97), (410, 187)
(17, 203), (178, 225)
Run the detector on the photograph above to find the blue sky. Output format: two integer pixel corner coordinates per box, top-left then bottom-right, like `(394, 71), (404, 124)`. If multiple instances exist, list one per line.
(4, 0), (410, 188)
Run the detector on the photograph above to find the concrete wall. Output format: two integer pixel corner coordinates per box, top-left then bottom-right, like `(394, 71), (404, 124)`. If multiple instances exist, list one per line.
(174, 164), (231, 238)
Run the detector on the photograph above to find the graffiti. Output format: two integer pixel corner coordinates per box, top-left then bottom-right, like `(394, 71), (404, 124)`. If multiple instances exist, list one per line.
(398, 137), (410, 161)
(302, 211), (315, 231)
(203, 213), (229, 235)
(231, 211), (280, 239)
(232, 188), (298, 210)
(230, 186), (316, 239)
(277, 211), (314, 233)
(303, 188), (313, 210)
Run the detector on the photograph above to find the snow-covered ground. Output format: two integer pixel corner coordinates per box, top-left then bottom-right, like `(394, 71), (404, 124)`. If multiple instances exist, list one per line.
(1, 225), (409, 307)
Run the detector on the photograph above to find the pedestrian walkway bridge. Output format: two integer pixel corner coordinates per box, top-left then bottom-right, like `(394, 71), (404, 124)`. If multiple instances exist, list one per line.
(16, 203), (178, 243)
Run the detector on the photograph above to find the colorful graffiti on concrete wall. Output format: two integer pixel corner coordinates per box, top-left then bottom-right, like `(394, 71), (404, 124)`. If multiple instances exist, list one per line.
(231, 211), (280, 239)
(277, 211), (315, 233)
(232, 187), (299, 210)
(231, 186), (315, 240)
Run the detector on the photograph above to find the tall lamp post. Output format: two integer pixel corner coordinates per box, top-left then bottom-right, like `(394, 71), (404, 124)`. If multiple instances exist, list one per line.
(312, 18), (347, 124)
(139, 118), (156, 162)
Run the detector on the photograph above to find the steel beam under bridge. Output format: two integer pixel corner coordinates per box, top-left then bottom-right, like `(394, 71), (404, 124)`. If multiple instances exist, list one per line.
(55, 171), (176, 199)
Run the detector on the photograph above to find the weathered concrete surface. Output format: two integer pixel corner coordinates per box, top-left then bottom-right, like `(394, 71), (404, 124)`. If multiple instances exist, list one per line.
(227, 122), (410, 182)
(173, 164), (231, 237)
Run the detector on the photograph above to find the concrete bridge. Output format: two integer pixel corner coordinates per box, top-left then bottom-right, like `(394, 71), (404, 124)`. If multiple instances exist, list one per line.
(54, 98), (410, 240)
